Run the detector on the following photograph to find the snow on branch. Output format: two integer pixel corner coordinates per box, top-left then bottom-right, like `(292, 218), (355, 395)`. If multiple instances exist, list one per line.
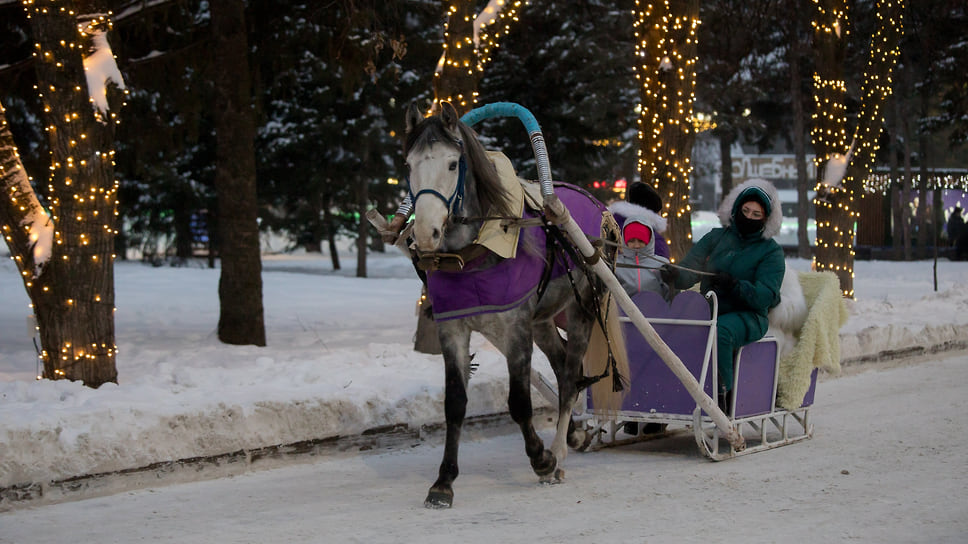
(1, 103), (53, 276)
(473, 0), (506, 48)
(83, 28), (126, 119)
(821, 138), (855, 189)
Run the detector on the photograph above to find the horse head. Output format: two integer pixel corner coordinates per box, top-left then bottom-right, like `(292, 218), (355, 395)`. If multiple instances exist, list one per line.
(404, 101), (468, 252)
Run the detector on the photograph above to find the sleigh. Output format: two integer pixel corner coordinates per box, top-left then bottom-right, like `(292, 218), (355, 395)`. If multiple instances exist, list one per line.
(566, 289), (818, 460)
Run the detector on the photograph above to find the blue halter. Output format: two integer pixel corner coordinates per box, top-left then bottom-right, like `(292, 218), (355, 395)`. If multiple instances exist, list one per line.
(407, 139), (468, 215)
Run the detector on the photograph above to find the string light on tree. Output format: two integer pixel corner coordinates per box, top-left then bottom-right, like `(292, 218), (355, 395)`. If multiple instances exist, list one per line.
(13, 0), (125, 384)
(633, 1), (700, 260)
(809, 0), (903, 298)
(434, 1), (530, 110)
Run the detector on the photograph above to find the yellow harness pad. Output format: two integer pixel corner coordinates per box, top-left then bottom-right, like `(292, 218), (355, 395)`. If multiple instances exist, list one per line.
(474, 151), (527, 259)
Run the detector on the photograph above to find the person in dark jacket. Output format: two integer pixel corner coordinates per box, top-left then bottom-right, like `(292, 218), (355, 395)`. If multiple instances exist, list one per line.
(948, 207), (965, 259)
(663, 179), (785, 400)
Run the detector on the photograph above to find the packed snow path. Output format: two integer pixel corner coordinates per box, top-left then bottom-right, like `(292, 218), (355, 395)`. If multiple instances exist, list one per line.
(3, 352), (966, 544)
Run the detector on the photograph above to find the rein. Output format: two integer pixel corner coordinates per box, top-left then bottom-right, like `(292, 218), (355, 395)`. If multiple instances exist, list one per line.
(599, 237), (714, 276)
(542, 222), (627, 393)
(412, 216), (543, 272)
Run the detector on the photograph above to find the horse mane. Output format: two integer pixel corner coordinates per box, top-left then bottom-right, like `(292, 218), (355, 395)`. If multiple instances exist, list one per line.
(455, 122), (517, 218)
(404, 113), (516, 219)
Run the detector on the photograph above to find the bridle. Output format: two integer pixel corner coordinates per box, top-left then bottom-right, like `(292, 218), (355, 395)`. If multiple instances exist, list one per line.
(406, 136), (485, 272)
(406, 137), (468, 218)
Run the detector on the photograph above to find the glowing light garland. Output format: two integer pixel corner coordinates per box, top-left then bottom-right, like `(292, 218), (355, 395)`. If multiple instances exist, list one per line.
(811, 0), (903, 299)
(434, 0), (529, 109)
(865, 171), (968, 194)
(633, 1), (699, 259)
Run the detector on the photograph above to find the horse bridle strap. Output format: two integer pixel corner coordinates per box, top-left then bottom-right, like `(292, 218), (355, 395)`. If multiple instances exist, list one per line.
(407, 139), (468, 215)
(414, 243), (489, 272)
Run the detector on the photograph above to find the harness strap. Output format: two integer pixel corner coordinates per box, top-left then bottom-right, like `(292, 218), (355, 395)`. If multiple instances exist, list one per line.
(543, 222), (625, 393)
(450, 216), (546, 229)
(534, 224), (558, 303)
(414, 243), (490, 272)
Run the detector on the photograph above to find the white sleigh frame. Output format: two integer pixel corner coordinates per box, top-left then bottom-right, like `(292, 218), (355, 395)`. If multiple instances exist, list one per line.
(540, 290), (817, 461)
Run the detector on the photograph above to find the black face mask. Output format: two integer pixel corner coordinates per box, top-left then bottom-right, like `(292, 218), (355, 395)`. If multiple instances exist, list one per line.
(734, 212), (765, 236)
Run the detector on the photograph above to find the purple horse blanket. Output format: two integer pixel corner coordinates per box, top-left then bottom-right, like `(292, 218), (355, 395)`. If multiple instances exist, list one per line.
(427, 183), (609, 321)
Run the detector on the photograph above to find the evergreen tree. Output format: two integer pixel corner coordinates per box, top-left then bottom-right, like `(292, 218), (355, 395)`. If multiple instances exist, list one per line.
(249, 0), (438, 265)
(477, 0), (639, 193)
(695, 0), (783, 200)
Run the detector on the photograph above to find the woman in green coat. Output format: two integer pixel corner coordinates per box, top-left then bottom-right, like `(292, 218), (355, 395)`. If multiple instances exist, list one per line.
(664, 178), (785, 403)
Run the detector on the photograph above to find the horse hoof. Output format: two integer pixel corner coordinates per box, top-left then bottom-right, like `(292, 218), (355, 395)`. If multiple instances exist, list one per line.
(424, 489), (454, 509)
(572, 427), (597, 452)
(531, 450), (557, 477)
(566, 429), (588, 451)
(540, 467), (566, 485)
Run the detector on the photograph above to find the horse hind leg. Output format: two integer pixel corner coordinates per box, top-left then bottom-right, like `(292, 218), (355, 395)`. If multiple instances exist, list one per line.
(534, 305), (594, 475)
(425, 322), (473, 509)
(531, 320), (573, 478)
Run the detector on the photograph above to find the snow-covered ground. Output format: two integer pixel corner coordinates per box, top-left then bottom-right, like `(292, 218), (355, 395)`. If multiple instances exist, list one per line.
(3, 350), (966, 543)
(1, 245), (967, 523)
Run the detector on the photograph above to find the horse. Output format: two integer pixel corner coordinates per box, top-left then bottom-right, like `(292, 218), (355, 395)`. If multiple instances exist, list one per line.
(403, 101), (629, 508)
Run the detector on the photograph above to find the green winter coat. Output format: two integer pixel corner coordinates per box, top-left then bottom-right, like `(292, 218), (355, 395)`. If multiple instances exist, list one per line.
(674, 197), (785, 333)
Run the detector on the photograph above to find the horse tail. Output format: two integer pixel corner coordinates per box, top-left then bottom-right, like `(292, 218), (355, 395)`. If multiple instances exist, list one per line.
(583, 292), (629, 415)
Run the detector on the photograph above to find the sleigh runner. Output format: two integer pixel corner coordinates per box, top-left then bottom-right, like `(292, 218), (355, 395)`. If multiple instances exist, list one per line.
(572, 289), (819, 460)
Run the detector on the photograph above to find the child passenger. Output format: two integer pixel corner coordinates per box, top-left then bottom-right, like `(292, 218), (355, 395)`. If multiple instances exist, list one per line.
(609, 182), (672, 299)
(615, 219), (671, 299)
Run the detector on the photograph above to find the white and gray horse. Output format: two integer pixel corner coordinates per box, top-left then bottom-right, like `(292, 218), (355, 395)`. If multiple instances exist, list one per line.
(403, 102), (628, 508)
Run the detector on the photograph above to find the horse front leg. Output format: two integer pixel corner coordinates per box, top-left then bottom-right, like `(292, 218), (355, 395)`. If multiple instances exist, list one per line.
(494, 326), (557, 482)
(425, 322), (472, 509)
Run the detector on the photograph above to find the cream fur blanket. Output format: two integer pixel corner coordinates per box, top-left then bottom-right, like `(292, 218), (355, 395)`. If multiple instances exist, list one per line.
(770, 270), (848, 410)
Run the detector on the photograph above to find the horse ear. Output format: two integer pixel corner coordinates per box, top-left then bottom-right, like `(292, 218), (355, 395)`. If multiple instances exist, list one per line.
(405, 101), (423, 133)
(440, 101), (459, 132)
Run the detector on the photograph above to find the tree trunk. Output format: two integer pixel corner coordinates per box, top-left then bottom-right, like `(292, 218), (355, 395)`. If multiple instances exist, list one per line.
(717, 131), (735, 203)
(356, 177), (369, 278)
(0, 104), (46, 287)
(916, 93), (930, 259)
(211, 0), (266, 346)
(810, 0), (851, 293)
(324, 196), (341, 270)
(635, 0), (700, 262)
(173, 196), (193, 261)
(788, 3), (812, 258)
(10, 1), (124, 387)
(305, 190), (324, 253)
(433, 0), (480, 113)
(915, 168), (928, 258)
(901, 110), (913, 260)
(812, 0), (903, 296)
(888, 109), (903, 259)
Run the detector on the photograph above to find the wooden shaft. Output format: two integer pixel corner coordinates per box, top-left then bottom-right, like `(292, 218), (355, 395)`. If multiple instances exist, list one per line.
(546, 195), (745, 450)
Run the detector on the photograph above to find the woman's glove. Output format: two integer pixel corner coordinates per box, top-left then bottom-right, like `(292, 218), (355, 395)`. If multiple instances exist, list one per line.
(659, 264), (679, 284)
(710, 271), (737, 291)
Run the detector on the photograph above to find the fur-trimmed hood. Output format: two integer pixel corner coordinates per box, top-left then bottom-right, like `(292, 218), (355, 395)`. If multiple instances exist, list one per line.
(717, 178), (783, 240)
(609, 201), (668, 234)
